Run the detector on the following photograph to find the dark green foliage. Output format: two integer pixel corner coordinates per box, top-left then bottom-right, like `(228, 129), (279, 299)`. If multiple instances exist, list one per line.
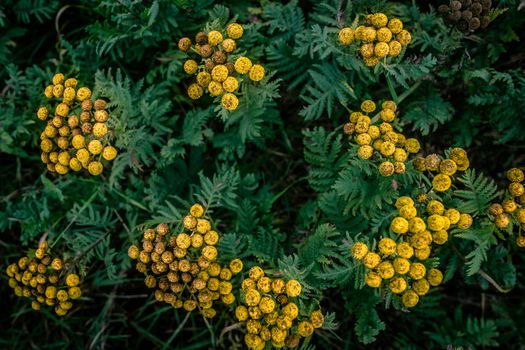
(1, 1), (525, 349)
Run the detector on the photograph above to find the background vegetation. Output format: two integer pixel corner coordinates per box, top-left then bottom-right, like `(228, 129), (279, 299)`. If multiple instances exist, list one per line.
(1, 0), (525, 349)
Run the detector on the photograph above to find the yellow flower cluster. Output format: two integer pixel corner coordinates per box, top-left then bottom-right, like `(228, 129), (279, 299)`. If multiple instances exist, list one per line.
(178, 23), (265, 111)
(235, 266), (324, 349)
(37, 73), (118, 176)
(128, 204), (242, 318)
(5, 241), (82, 316)
(338, 13), (411, 67)
(343, 99), (420, 176)
(351, 195), (472, 308)
(488, 168), (525, 247)
(413, 148), (470, 192)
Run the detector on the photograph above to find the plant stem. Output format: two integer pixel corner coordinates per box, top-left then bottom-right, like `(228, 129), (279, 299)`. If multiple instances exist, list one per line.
(385, 75), (399, 102)
(50, 189), (99, 249)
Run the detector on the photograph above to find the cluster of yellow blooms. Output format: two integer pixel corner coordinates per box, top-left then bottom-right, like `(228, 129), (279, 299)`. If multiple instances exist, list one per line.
(351, 195), (473, 308)
(343, 99), (420, 176)
(488, 168), (525, 247)
(413, 148), (470, 192)
(128, 204), (242, 318)
(235, 266), (324, 349)
(338, 13), (411, 67)
(178, 23), (265, 111)
(5, 241), (82, 316)
(37, 73), (118, 175)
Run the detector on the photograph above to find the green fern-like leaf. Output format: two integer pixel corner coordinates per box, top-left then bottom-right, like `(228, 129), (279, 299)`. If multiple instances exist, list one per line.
(454, 169), (498, 215)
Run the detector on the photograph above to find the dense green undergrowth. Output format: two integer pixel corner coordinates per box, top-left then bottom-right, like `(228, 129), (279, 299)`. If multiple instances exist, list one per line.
(1, 0), (525, 349)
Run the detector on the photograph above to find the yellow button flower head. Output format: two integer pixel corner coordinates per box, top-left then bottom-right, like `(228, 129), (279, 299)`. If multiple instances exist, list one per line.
(196, 71), (211, 87)
(376, 27), (393, 42)
(297, 321), (314, 337)
(389, 276), (407, 294)
(69, 158), (82, 171)
(360, 100), (376, 113)
(235, 56), (253, 74)
(372, 13), (388, 28)
(207, 31), (223, 46)
(187, 83), (203, 100)
(374, 42), (389, 57)
(88, 161), (103, 176)
(178, 37), (191, 51)
(207, 81), (224, 96)
(88, 140), (103, 155)
(351, 242), (368, 259)
(457, 213), (473, 229)
(427, 268), (443, 286)
(409, 262), (426, 280)
(183, 59), (198, 74)
(412, 278), (430, 295)
(388, 40), (402, 56)
(248, 266), (264, 281)
(71, 135), (86, 149)
(226, 23), (243, 39)
(391, 217), (409, 234)
(379, 161), (395, 176)
(37, 107), (49, 120)
(427, 214), (445, 231)
(396, 30), (411, 46)
(211, 65), (229, 82)
(66, 273), (80, 287)
(271, 279), (285, 294)
(76, 148), (90, 164)
(52, 73), (65, 85)
(102, 146), (118, 161)
(41, 139), (53, 153)
(399, 204), (417, 219)
(338, 27), (354, 45)
(53, 84), (64, 98)
(377, 261), (395, 279)
(310, 310), (324, 328)
(365, 271), (382, 288)
(63, 87), (76, 101)
(396, 242), (414, 258)
(507, 168), (524, 182)
(76, 87), (91, 101)
(445, 208), (461, 224)
(378, 237), (397, 255)
(388, 18), (404, 34)
(361, 27), (377, 42)
(404, 138), (420, 153)
(249, 64), (265, 82)
(245, 288), (261, 306)
(393, 257), (410, 275)
(221, 38), (236, 52)
(44, 85), (54, 98)
(93, 122), (108, 138)
(363, 252), (381, 269)
(222, 76), (239, 92)
(357, 145), (374, 159)
(432, 229), (448, 245)
(65, 78), (78, 88)
(432, 174), (452, 192)
(286, 279), (302, 297)
(402, 290), (419, 308)
(396, 196), (414, 208)
(221, 93), (239, 111)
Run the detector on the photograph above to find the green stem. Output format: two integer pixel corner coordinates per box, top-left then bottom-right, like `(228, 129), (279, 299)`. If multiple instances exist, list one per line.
(202, 313), (216, 348)
(385, 75), (399, 102)
(111, 188), (150, 212)
(398, 80), (423, 104)
(160, 311), (192, 350)
(50, 189), (99, 249)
